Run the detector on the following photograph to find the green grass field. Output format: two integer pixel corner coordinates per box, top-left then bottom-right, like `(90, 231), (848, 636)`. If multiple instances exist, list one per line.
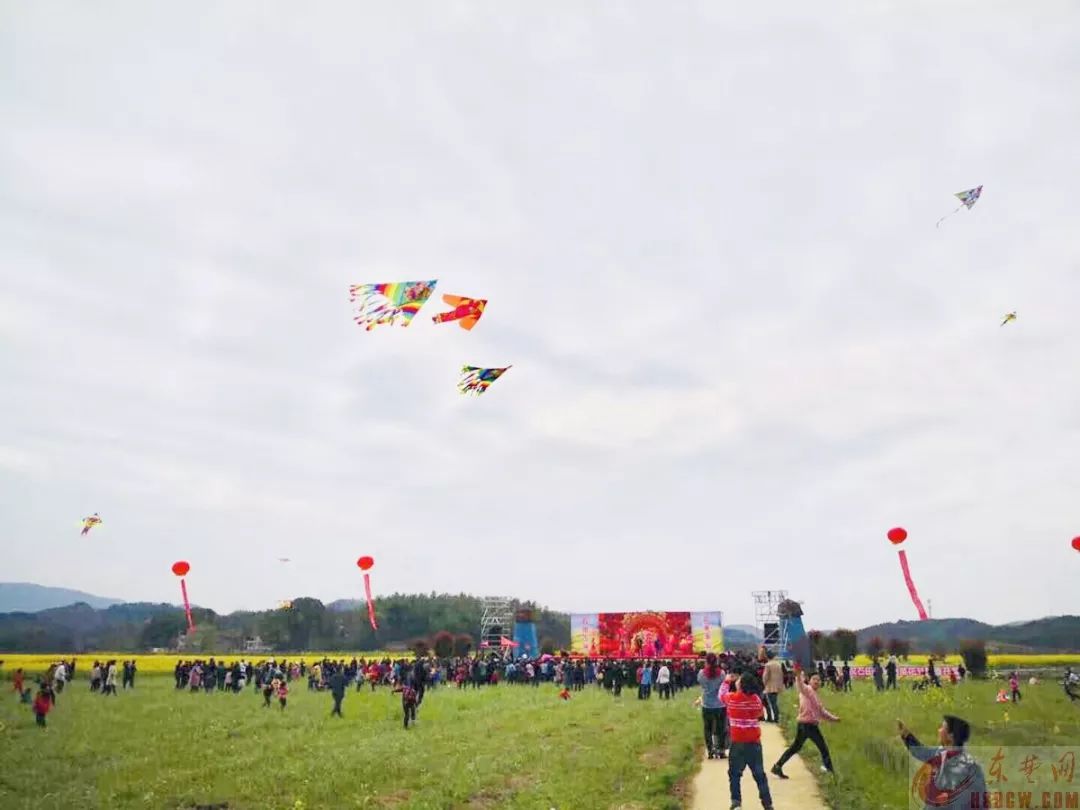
(0, 680), (700, 810)
(3, 677), (1077, 809)
(777, 678), (1080, 810)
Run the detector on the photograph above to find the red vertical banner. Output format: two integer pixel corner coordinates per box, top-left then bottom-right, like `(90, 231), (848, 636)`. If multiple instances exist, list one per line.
(357, 556), (377, 630)
(363, 572), (378, 630)
(180, 578), (195, 631)
(897, 549), (928, 620)
(171, 561), (195, 632)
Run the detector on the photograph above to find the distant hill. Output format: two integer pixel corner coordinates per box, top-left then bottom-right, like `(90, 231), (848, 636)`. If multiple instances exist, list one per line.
(854, 616), (1080, 653)
(725, 624), (762, 642)
(0, 582), (122, 613)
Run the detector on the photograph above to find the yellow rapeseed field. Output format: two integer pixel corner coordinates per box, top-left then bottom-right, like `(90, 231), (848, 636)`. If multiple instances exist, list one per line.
(0, 651), (405, 676)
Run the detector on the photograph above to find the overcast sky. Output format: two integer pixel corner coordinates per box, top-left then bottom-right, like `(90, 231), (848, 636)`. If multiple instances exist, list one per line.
(3, 2), (1079, 630)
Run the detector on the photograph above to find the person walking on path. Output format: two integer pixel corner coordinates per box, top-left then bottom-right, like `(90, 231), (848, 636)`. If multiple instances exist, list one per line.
(722, 672), (774, 810)
(772, 666), (839, 778)
(762, 653), (784, 722)
(697, 653), (728, 759)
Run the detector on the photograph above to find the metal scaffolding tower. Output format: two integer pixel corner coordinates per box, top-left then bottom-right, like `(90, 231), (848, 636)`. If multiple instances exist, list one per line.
(752, 590), (789, 657)
(479, 596), (513, 650)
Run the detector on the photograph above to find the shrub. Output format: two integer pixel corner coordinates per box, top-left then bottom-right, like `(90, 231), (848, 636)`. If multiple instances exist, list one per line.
(432, 630), (454, 658)
(959, 639), (988, 678)
(865, 636), (885, 660)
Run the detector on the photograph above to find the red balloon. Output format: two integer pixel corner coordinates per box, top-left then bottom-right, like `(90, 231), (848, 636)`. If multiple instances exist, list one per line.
(357, 555), (374, 571)
(1072, 537), (1080, 552)
(887, 527), (908, 545)
(171, 561), (190, 577)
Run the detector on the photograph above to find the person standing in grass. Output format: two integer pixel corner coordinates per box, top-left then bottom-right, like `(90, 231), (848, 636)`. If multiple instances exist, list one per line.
(1008, 672), (1021, 703)
(103, 661), (118, 696)
(277, 681), (288, 710)
(33, 686), (52, 729)
(723, 672), (773, 810)
(698, 653), (727, 760)
(886, 655), (898, 689)
(873, 659), (885, 691)
(12, 668), (25, 696)
(841, 660), (852, 692)
(328, 668), (346, 717)
(771, 666), (839, 778)
(897, 715), (986, 810)
(657, 662), (671, 699)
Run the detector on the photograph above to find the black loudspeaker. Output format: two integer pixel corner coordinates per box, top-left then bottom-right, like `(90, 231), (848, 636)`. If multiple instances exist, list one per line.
(763, 623), (780, 644)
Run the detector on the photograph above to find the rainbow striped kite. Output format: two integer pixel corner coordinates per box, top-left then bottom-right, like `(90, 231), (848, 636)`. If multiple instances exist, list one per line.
(349, 280), (438, 330)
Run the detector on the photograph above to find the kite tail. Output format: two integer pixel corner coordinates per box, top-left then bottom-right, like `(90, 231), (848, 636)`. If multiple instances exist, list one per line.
(81, 526), (90, 536)
(935, 206), (962, 228)
(897, 550), (929, 620)
(363, 573), (378, 630)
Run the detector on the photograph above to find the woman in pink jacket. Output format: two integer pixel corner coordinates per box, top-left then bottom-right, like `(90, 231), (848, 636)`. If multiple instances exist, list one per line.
(771, 666), (839, 777)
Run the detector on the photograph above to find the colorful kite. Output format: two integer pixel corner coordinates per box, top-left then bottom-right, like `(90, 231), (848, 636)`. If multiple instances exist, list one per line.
(887, 527), (928, 620)
(936, 185), (983, 228)
(1071, 536), (1080, 553)
(1001, 312), (1017, 326)
(432, 294), (487, 331)
(80, 513), (102, 536)
(171, 561), (195, 632)
(357, 556), (378, 630)
(348, 280), (437, 330)
(458, 365), (511, 396)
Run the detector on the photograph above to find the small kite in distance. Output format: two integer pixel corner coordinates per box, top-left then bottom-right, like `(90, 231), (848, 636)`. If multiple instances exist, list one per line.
(1001, 312), (1017, 326)
(432, 294), (487, 331)
(279, 600), (293, 610)
(349, 280), (438, 330)
(81, 513), (102, 536)
(936, 185), (983, 228)
(458, 365), (511, 396)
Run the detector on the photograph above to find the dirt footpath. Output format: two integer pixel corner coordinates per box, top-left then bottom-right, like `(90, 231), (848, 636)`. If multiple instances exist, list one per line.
(689, 722), (829, 809)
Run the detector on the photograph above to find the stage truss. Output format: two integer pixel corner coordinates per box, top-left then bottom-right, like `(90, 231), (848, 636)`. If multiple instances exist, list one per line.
(479, 596), (513, 650)
(752, 590), (789, 657)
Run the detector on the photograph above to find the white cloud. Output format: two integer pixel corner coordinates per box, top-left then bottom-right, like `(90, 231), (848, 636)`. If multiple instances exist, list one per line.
(2, 1), (1080, 627)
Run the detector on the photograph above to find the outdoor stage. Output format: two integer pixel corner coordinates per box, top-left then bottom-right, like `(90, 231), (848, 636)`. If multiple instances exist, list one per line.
(569, 611), (723, 658)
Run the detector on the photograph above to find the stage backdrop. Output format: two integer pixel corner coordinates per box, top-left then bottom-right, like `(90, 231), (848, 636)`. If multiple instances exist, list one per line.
(570, 611), (723, 657)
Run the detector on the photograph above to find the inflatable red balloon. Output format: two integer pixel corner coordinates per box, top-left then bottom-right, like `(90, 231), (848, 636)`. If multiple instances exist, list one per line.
(887, 527), (907, 545)
(170, 561), (195, 632)
(357, 556), (374, 571)
(171, 561), (190, 577)
(1072, 536), (1080, 552)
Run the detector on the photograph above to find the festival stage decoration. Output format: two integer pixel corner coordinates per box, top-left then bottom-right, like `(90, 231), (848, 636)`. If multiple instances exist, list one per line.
(570, 611), (722, 658)
(888, 527), (929, 620)
(458, 365), (511, 396)
(936, 185), (983, 228)
(357, 555), (378, 630)
(777, 599), (813, 670)
(1001, 312), (1017, 326)
(349, 281), (438, 330)
(81, 513), (103, 536)
(171, 560), (195, 632)
(432, 294), (487, 331)
(513, 608), (540, 657)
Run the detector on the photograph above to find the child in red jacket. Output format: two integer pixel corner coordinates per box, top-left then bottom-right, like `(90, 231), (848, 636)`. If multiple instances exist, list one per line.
(277, 682), (288, 710)
(33, 687), (51, 728)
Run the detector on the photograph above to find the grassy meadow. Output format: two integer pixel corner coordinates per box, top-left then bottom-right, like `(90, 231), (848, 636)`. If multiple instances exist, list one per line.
(777, 677), (1080, 810)
(0, 677), (700, 810)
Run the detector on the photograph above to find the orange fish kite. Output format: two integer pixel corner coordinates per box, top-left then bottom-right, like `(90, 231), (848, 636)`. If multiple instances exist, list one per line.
(432, 295), (487, 331)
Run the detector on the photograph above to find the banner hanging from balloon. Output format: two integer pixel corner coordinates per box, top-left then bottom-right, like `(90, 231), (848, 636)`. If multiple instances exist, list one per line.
(357, 556), (378, 630)
(171, 560), (195, 632)
(888, 528), (928, 621)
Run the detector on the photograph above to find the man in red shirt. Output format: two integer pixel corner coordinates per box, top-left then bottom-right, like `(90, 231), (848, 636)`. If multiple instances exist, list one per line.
(722, 672), (774, 810)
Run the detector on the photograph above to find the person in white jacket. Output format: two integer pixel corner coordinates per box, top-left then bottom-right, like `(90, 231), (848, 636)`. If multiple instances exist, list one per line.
(657, 663), (672, 700)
